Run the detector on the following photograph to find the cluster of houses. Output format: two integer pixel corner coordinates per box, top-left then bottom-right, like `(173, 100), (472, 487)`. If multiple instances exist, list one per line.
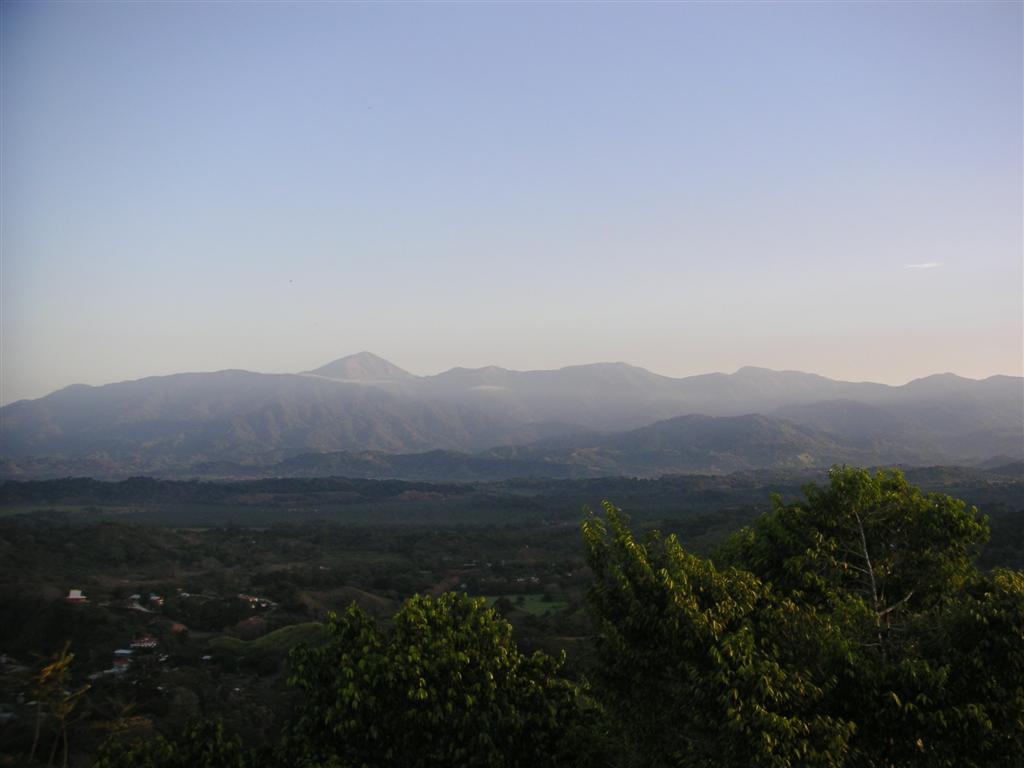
(126, 592), (166, 611)
(64, 584), (277, 683)
(238, 593), (276, 610)
(67, 588), (167, 610)
(89, 635), (160, 681)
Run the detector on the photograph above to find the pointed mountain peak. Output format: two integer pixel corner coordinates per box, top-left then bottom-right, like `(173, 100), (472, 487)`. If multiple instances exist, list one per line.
(304, 352), (413, 382)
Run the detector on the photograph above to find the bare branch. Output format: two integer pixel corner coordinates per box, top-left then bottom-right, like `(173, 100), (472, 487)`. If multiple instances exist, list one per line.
(878, 590), (915, 619)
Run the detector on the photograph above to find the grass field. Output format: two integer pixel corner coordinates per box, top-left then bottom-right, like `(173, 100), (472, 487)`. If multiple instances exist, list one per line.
(209, 622), (330, 655)
(484, 594), (569, 616)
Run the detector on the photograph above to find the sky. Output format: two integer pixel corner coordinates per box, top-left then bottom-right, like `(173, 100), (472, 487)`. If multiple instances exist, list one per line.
(1, 1), (1021, 404)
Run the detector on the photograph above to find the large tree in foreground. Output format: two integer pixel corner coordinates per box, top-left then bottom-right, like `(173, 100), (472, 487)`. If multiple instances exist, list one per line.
(282, 592), (594, 768)
(95, 594), (595, 768)
(583, 466), (1024, 767)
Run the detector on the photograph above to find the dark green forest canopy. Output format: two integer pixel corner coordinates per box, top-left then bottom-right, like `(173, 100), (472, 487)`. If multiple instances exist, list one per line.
(2, 468), (1022, 570)
(17, 467), (1024, 767)
(93, 595), (598, 768)
(584, 467), (1024, 767)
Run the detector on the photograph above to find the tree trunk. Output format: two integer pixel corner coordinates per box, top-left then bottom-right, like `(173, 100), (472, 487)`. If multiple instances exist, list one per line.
(29, 702), (42, 763)
(47, 729), (59, 767)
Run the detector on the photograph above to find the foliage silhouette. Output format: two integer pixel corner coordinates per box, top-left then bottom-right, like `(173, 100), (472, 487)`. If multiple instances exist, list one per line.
(583, 467), (1023, 767)
(90, 467), (1023, 767)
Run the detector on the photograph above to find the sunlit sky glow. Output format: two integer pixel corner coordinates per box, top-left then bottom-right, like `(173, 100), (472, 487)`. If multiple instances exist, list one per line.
(1, 1), (1021, 404)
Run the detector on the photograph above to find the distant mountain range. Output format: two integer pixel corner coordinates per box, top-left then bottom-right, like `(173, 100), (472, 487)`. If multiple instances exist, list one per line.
(1, 352), (1021, 480)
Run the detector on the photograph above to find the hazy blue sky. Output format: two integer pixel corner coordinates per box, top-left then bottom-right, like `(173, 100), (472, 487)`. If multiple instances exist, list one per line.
(2, 1), (1021, 403)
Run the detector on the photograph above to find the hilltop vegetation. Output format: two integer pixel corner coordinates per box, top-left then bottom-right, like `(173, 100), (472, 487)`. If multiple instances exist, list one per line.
(1, 467), (1022, 766)
(79, 468), (1023, 767)
(585, 472), (1023, 766)
(207, 623), (329, 655)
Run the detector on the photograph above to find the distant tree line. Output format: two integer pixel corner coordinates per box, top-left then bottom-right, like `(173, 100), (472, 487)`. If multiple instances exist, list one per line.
(0, 476), (472, 507)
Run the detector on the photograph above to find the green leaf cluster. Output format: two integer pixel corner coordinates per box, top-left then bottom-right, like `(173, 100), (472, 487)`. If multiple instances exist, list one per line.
(583, 501), (854, 767)
(282, 592), (592, 767)
(90, 466), (1023, 767)
(584, 466), (1024, 767)
(91, 720), (248, 768)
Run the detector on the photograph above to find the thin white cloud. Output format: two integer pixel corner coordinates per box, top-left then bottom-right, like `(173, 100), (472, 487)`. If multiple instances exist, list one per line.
(904, 262), (942, 270)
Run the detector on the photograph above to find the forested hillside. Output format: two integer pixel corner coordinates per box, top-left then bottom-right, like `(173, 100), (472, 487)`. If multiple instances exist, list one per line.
(2, 467), (1021, 766)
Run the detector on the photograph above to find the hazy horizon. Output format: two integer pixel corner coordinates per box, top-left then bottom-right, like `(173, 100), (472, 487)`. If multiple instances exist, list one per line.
(3, 1), (1022, 404)
(3, 347), (1022, 406)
